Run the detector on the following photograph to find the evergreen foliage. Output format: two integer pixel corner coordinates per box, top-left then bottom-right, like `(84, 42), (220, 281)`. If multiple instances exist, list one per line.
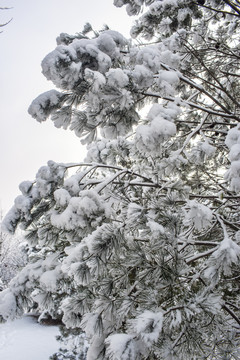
(1, 1), (240, 359)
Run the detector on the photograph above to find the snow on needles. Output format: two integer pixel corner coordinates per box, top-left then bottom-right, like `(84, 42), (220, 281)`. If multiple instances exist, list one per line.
(41, 31), (127, 90)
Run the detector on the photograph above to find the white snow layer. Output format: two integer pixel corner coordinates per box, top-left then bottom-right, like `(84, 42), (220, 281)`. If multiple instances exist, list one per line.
(0, 316), (59, 360)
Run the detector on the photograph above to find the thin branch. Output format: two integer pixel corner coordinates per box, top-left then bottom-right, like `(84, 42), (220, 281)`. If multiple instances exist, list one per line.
(222, 304), (240, 326)
(195, 2), (240, 17)
(141, 91), (240, 120)
(217, 215), (240, 231)
(172, 328), (185, 349)
(215, 214), (229, 239)
(177, 113), (209, 153)
(62, 162), (123, 171)
(223, 0), (240, 16)
(225, 301), (240, 311)
(178, 240), (219, 247)
(78, 177), (240, 200)
(63, 162), (156, 184)
(221, 70), (240, 78)
(0, 18), (12, 27)
(185, 67), (240, 109)
(185, 248), (217, 264)
(165, 305), (185, 315)
(94, 170), (128, 193)
(160, 62), (235, 115)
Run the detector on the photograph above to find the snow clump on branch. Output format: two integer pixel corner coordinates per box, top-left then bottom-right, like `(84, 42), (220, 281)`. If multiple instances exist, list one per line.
(50, 190), (110, 232)
(41, 31), (128, 90)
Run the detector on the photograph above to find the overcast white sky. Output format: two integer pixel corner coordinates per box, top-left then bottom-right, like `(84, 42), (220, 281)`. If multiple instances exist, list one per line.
(0, 0), (133, 214)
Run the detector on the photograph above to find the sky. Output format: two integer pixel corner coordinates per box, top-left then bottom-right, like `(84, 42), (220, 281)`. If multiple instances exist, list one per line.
(0, 0), (133, 214)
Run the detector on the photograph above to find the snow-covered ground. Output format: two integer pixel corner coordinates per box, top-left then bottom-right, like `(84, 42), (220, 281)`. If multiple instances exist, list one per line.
(0, 316), (60, 360)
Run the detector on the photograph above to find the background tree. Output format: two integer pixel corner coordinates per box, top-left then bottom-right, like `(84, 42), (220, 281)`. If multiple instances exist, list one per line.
(1, 1), (240, 359)
(0, 211), (27, 289)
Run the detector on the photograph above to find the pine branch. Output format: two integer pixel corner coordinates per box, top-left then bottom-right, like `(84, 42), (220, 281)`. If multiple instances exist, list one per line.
(141, 91), (240, 120)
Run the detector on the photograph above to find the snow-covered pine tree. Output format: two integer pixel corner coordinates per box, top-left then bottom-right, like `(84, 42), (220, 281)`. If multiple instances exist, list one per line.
(1, 1), (240, 359)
